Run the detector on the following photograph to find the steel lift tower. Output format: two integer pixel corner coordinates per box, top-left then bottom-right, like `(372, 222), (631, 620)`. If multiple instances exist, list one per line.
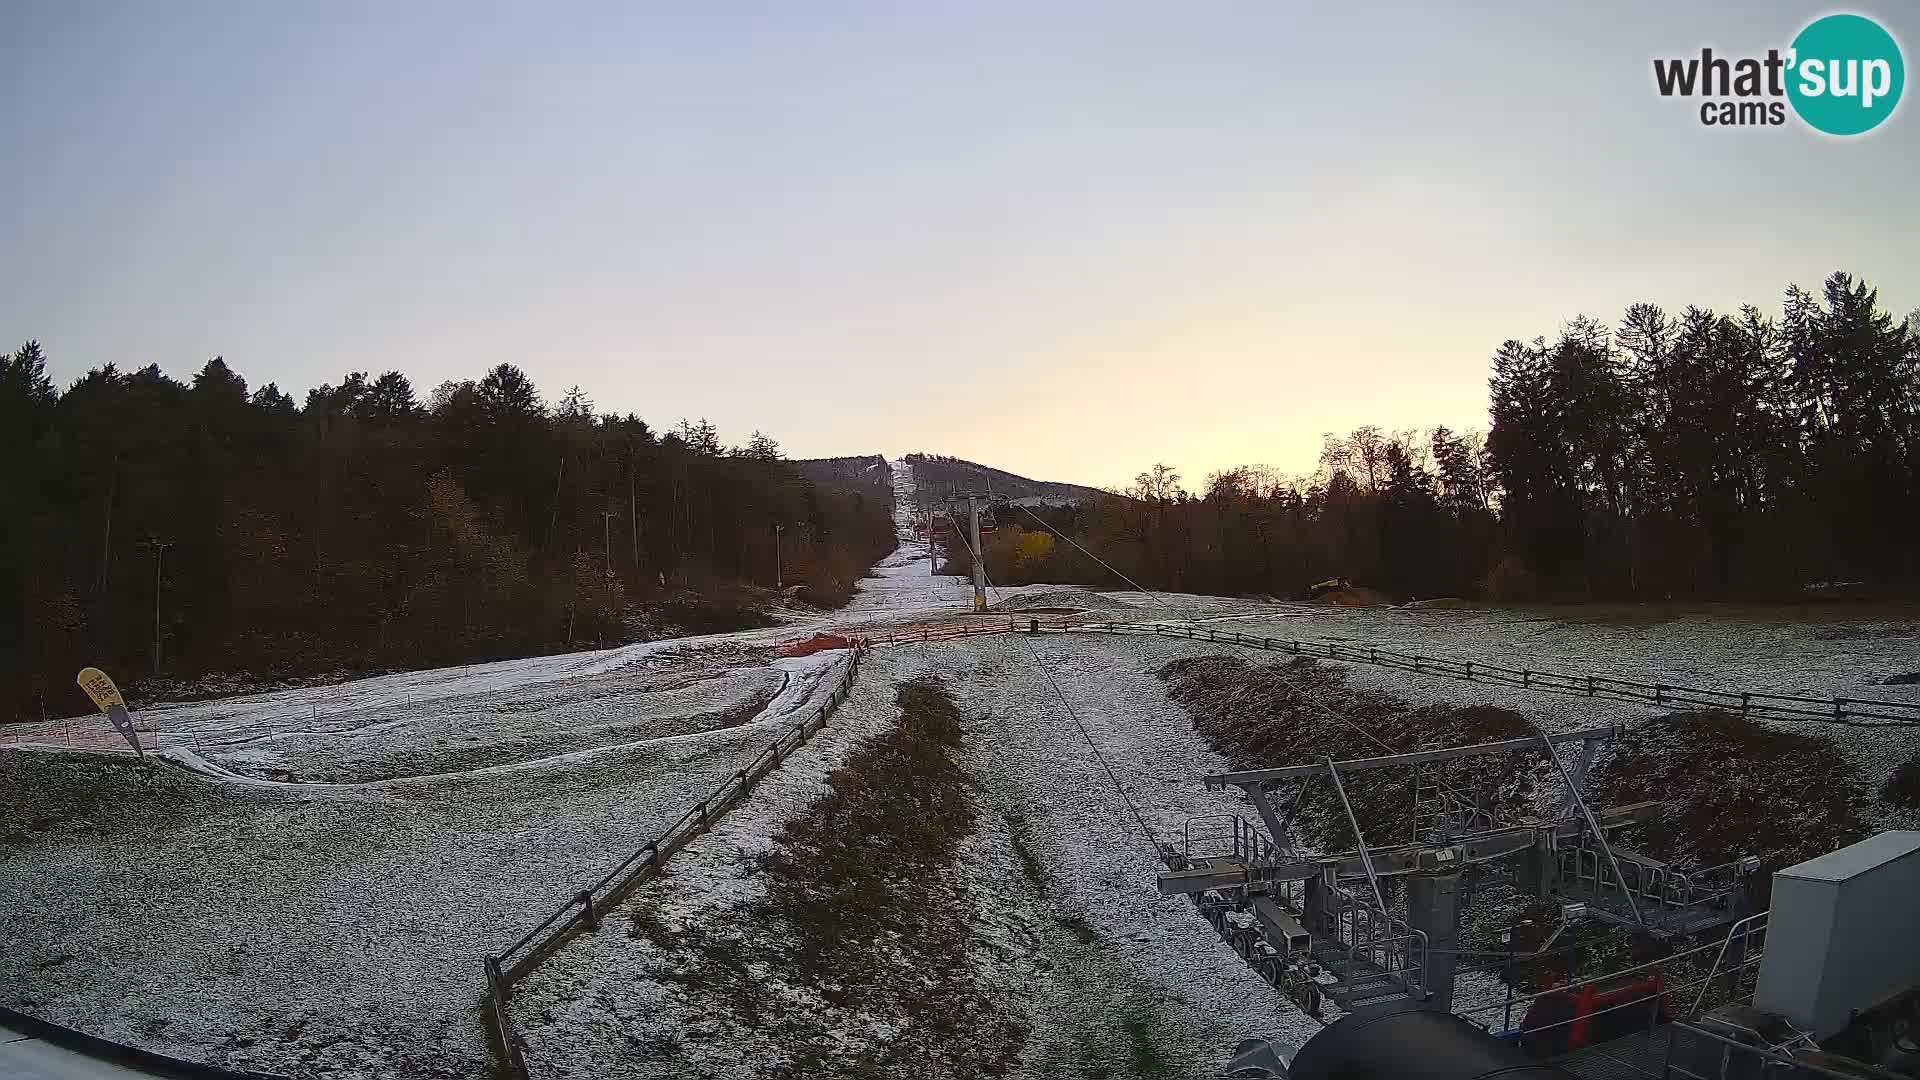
(944, 490), (1005, 613)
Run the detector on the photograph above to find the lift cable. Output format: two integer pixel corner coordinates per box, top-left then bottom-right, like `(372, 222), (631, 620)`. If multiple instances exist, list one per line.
(1011, 503), (1471, 779)
(946, 509), (1164, 858)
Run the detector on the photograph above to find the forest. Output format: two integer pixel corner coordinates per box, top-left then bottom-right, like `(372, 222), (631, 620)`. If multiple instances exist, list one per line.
(7, 271), (1915, 719)
(0, 356), (895, 719)
(949, 272), (1920, 604)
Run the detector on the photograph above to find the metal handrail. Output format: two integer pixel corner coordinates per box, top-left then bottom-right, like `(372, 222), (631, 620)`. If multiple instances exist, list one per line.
(481, 645), (867, 1079)
(1688, 911), (1769, 1017)
(1181, 814), (1238, 860)
(1671, 1020), (1907, 1080)
(1460, 937), (1729, 1024)
(1325, 885), (1430, 995)
(1559, 844), (1748, 919)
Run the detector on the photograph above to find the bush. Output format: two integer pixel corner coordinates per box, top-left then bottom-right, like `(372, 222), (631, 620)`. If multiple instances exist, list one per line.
(1479, 556), (1538, 602)
(1885, 753), (1920, 811)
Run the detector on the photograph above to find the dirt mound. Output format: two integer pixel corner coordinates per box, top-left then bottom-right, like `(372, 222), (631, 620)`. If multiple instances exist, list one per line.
(995, 589), (1130, 611)
(1314, 587), (1391, 608)
(1882, 753), (1920, 811)
(1592, 711), (1869, 874)
(1157, 655), (1534, 848)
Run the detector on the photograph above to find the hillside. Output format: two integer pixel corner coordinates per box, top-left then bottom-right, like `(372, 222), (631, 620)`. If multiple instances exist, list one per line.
(902, 453), (1108, 506)
(0, 349), (897, 720)
(793, 454), (892, 500)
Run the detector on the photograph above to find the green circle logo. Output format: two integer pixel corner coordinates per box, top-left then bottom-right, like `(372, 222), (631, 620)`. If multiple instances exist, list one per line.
(1788, 14), (1904, 135)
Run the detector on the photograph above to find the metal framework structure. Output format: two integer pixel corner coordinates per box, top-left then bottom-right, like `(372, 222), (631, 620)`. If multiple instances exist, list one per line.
(1158, 723), (1763, 1017)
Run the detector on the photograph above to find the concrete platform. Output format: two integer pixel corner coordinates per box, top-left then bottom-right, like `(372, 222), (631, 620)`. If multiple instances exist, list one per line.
(0, 1021), (165, 1078)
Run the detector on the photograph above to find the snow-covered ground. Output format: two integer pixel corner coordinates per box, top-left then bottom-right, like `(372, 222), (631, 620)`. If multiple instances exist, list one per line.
(0, 645), (856, 1078)
(510, 637), (1323, 1079)
(5, 454), (1920, 1079)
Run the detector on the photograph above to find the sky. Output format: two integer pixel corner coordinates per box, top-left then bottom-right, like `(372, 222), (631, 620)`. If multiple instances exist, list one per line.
(4, 2), (1916, 491)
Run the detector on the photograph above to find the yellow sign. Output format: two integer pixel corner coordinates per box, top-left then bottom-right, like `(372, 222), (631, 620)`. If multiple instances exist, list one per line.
(76, 667), (125, 712)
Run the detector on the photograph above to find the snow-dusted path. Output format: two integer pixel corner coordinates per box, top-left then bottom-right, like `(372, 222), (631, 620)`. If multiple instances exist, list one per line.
(840, 456), (977, 615)
(936, 632), (1326, 1066)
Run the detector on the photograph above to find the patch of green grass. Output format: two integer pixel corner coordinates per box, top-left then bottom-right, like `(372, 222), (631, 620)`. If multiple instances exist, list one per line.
(1053, 914), (1099, 945)
(1000, 807), (1188, 1078)
(1120, 1009), (1179, 1079)
(626, 899), (675, 944)
(1059, 996), (1182, 1080)
(1005, 814), (1050, 890)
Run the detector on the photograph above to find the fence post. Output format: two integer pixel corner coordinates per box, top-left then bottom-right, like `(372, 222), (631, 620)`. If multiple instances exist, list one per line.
(1654, 684), (1664, 706)
(1522, 670), (1531, 689)
(1465, 661), (1473, 681)
(1741, 693), (1750, 716)
(1834, 699), (1845, 724)
(1586, 675), (1595, 696)
(578, 889), (599, 931)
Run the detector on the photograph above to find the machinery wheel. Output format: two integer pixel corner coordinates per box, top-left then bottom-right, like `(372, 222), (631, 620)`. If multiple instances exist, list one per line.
(1290, 980), (1322, 1016)
(1259, 957), (1286, 987)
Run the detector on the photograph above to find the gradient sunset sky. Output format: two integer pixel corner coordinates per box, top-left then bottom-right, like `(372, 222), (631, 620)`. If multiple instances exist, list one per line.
(5, 1), (1915, 490)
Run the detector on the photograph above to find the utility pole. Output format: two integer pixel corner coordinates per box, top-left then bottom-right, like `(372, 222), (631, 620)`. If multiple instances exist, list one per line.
(547, 456), (567, 554)
(141, 538), (173, 675)
(602, 510), (617, 610)
(773, 523), (784, 590)
(97, 463), (117, 604)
